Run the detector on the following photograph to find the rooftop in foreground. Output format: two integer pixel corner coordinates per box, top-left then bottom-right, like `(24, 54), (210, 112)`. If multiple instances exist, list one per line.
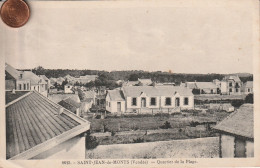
(6, 91), (90, 160)
(214, 104), (253, 139)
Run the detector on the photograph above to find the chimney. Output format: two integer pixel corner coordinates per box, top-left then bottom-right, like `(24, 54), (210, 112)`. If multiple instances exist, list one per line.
(58, 107), (64, 115)
(11, 89), (16, 94)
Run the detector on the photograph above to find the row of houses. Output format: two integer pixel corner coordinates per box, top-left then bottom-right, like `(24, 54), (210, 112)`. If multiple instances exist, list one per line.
(106, 86), (194, 113)
(50, 74), (98, 86)
(181, 76), (253, 95)
(118, 78), (176, 86)
(5, 63), (50, 97)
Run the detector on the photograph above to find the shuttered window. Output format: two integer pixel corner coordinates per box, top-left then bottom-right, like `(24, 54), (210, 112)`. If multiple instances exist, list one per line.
(150, 97), (156, 106)
(132, 97), (137, 106)
(165, 97), (171, 106)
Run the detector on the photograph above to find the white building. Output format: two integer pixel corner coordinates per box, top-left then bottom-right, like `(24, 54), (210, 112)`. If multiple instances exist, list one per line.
(64, 84), (74, 93)
(106, 86), (194, 114)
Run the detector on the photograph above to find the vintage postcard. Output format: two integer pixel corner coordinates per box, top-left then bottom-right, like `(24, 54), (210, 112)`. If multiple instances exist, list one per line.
(0, 0), (259, 167)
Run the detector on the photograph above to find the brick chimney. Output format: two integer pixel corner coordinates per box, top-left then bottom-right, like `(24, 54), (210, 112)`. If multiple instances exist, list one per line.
(11, 89), (16, 94)
(58, 107), (64, 115)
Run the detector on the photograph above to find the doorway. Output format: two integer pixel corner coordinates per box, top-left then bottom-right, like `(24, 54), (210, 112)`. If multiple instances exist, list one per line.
(175, 98), (180, 107)
(117, 102), (121, 112)
(141, 98), (146, 107)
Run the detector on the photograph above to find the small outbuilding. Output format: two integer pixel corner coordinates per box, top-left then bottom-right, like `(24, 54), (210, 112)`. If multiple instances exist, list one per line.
(214, 104), (254, 158)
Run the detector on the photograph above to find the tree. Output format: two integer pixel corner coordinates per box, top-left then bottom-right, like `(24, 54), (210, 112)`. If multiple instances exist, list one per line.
(85, 130), (99, 150)
(128, 74), (139, 81)
(61, 79), (68, 90)
(192, 89), (200, 95)
(54, 82), (58, 88)
(245, 93), (253, 104)
(33, 66), (45, 75)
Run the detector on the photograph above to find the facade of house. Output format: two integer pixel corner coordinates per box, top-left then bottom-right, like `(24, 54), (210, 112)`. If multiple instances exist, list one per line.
(64, 84), (74, 93)
(106, 86), (194, 114)
(106, 90), (126, 113)
(241, 81), (253, 94)
(5, 91), (90, 159)
(214, 104), (254, 158)
(39, 75), (51, 91)
(5, 63), (48, 96)
(181, 81), (218, 94)
(221, 76), (242, 95)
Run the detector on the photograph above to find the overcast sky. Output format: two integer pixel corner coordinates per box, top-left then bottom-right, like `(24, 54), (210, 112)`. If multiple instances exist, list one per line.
(2, 1), (255, 74)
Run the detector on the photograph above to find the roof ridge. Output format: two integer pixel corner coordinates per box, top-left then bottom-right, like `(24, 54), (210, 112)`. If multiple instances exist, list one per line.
(33, 91), (86, 123)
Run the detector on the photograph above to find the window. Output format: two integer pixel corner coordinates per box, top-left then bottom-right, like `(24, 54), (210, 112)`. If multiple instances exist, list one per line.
(109, 102), (110, 107)
(132, 97), (137, 106)
(27, 83), (29, 90)
(229, 82), (232, 87)
(248, 88), (250, 92)
(165, 97), (171, 106)
(235, 83), (239, 88)
(236, 88), (239, 92)
(229, 88), (232, 92)
(24, 84), (26, 90)
(19, 84), (22, 90)
(184, 97), (189, 105)
(150, 97), (156, 106)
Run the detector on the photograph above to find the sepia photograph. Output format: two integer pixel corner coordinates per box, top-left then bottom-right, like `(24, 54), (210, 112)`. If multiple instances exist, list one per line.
(0, 0), (259, 167)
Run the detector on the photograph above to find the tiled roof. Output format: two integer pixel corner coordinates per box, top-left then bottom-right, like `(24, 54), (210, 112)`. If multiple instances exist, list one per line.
(138, 78), (152, 85)
(185, 82), (197, 89)
(84, 91), (96, 99)
(214, 104), (253, 139)
(243, 81), (253, 88)
(48, 93), (80, 103)
(223, 75), (241, 82)
(21, 71), (47, 85)
(39, 75), (49, 81)
(59, 97), (81, 109)
(195, 82), (217, 89)
(107, 90), (125, 101)
(122, 86), (193, 97)
(5, 63), (20, 79)
(6, 91), (90, 159)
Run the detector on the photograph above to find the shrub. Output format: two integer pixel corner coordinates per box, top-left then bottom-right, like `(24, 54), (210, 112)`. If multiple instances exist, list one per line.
(111, 130), (116, 136)
(85, 131), (99, 150)
(160, 121), (172, 129)
(190, 121), (200, 127)
(133, 137), (144, 143)
(102, 122), (109, 132)
(231, 99), (244, 108)
(192, 88), (201, 95)
(245, 93), (253, 104)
